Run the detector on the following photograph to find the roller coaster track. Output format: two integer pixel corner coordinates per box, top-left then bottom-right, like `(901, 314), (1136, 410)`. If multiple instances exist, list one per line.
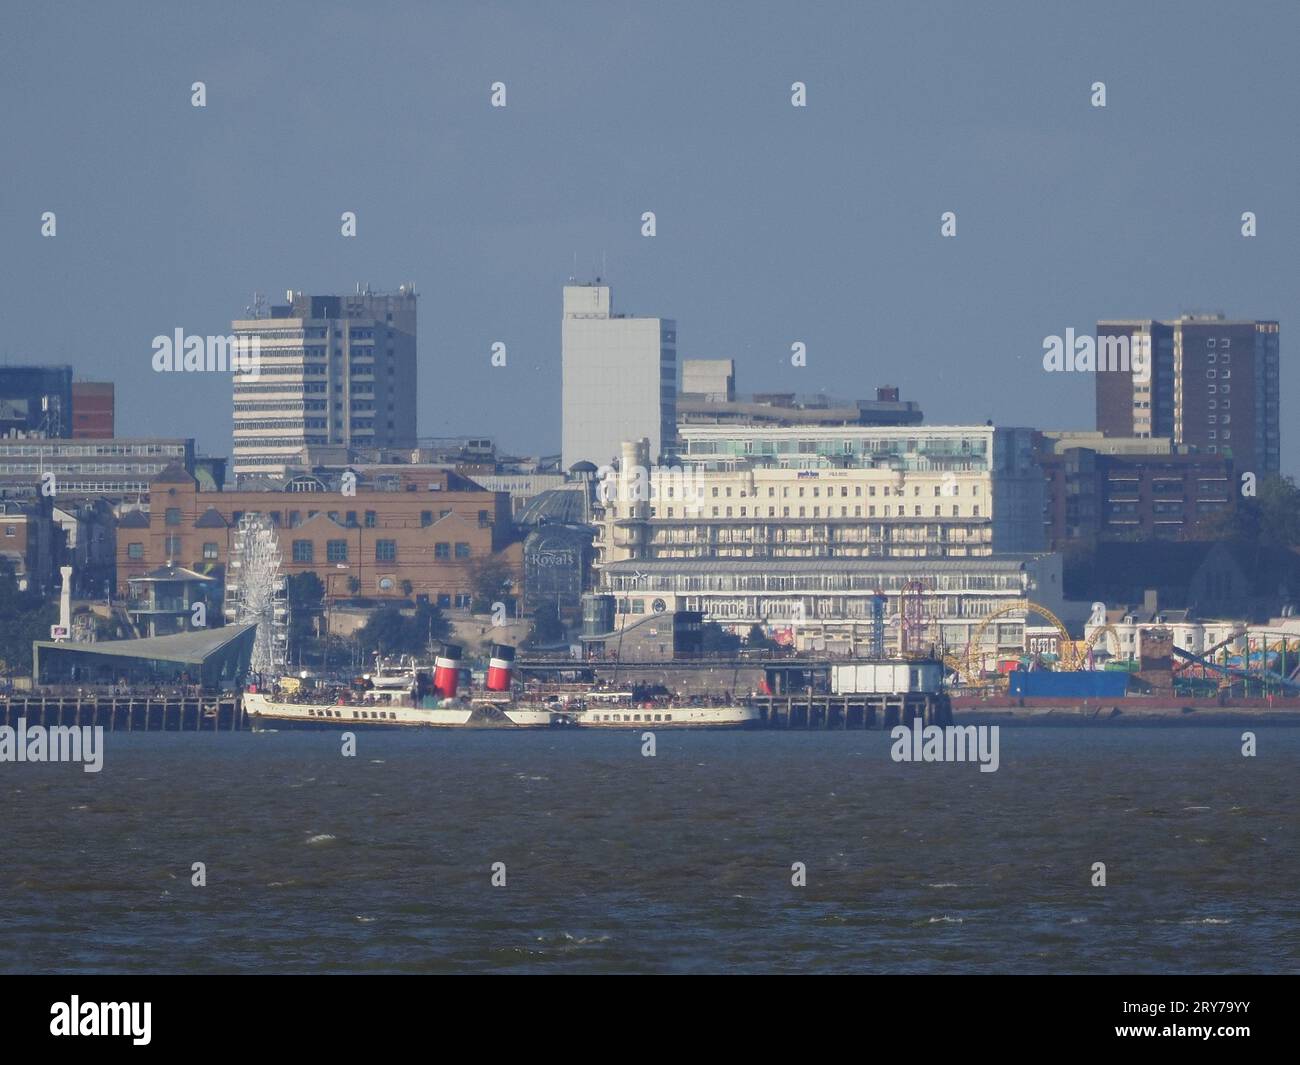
(958, 601), (1079, 682)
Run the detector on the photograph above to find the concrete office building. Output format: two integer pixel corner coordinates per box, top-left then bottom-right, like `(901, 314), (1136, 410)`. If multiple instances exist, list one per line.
(1096, 315), (1280, 475)
(679, 360), (923, 429)
(681, 359), (735, 401)
(0, 436), (208, 502)
(231, 285), (418, 479)
(561, 282), (676, 470)
(1034, 432), (1234, 548)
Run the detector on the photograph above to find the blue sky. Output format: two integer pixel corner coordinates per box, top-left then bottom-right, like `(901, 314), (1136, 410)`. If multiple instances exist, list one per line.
(3, 1), (1297, 471)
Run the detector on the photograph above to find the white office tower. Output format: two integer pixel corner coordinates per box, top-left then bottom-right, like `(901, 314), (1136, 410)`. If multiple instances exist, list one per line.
(561, 283), (676, 470)
(231, 285), (418, 478)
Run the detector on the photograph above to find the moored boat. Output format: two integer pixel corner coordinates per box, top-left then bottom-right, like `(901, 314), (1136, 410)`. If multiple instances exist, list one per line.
(242, 645), (760, 730)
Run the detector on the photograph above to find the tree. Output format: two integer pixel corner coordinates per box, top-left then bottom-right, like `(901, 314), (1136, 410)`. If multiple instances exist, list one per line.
(1202, 475), (1300, 547)
(0, 562), (57, 677)
(745, 623), (773, 650)
(287, 571), (325, 610)
(468, 555), (516, 614)
(700, 622), (740, 656)
(524, 600), (566, 648)
(355, 602), (451, 657)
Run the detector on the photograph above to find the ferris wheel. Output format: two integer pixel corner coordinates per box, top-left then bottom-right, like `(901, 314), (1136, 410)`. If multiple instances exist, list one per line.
(224, 513), (289, 675)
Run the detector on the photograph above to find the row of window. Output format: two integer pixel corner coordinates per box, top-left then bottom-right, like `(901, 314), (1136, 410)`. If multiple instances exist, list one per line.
(129, 537), (475, 565)
(652, 504), (984, 518)
(162, 507), (490, 529)
(305, 709), (398, 720)
(0, 444), (186, 457)
(290, 539), (472, 562)
(661, 482), (982, 500)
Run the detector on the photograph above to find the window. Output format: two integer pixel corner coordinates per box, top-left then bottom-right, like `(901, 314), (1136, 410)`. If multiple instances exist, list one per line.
(437, 594), (451, 608)
(292, 540), (313, 562)
(375, 539), (397, 562)
(128, 542), (143, 559)
(203, 542), (218, 560)
(421, 510), (433, 527)
(435, 542), (450, 559)
(327, 540), (347, 562)
(164, 534), (182, 556)
(455, 593), (472, 609)
(478, 510), (491, 525)
(454, 542), (471, 559)
(364, 510), (377, 527)
(165, 507), (181, 526)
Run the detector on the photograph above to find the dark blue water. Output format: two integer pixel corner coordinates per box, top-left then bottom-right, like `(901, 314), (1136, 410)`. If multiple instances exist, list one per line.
(2, 727), (1296, 973)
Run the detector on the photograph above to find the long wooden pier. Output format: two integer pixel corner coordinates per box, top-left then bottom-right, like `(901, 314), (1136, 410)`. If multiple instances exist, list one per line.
(0, 695), (243, 731)
(0, 693), (951, 733)
(753, 692), (951, 729)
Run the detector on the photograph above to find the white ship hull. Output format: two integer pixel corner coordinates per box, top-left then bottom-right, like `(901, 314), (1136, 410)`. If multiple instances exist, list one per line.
(243, 693), (760, 730)
(565, 705), (760, 729)
(243, 692), (479, 728)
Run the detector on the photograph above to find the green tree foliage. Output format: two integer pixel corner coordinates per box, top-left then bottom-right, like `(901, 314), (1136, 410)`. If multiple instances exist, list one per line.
(1202, 475), (1300, 547)
(468, 555), (516, 613)
(285, 571), (324, 638)
(355, 602), (451, 657)
(524, 600), (566, 648)
(287, 571), (325, 609)
(0, 564), (58, 676)
(701, 622), (740, 655)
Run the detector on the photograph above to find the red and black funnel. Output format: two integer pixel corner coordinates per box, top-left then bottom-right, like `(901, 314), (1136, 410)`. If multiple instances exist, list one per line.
(433, 642), (462, 698)
(486, 643), (516, 692)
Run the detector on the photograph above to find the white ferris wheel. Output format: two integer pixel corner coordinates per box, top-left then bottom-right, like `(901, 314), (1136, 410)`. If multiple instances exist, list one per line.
(224, 513), (289, 675)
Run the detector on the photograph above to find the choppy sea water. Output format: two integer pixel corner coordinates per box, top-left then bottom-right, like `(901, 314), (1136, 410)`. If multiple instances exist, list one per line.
(1, 727), (1296, 974)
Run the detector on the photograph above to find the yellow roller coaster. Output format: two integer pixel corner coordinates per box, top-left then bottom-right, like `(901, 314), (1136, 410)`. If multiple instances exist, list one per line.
(1082, 622), (1123, 663)
(954, 601), (1078, 683)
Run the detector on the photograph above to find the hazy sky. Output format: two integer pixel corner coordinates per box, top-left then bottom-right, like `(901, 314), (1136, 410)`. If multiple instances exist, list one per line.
(3, 1), (1297, 472)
